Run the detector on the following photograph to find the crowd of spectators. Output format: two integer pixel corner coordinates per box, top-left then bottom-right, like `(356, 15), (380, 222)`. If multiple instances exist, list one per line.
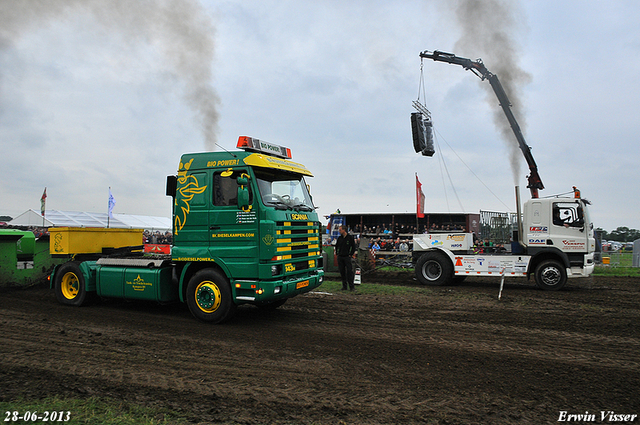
(428, 222), (466, 232)
(348, 222), (466, 237)
(143, 230), (173, 245)
(367, 237), (411, 253)
(28, 227), (49, 238)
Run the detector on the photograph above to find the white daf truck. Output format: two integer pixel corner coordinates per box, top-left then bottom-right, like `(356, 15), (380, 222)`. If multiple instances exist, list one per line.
(412, 51), (595, 290)
(413, 188), (595, 290)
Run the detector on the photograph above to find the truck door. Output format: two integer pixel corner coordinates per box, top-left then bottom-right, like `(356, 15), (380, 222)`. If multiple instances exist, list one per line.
(548, 201), (589, 254)
(173, 166), (210, 247)
(208, 169), (259, 278)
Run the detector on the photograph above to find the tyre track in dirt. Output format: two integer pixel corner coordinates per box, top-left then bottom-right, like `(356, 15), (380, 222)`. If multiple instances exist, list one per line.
(0, 297), (350, 415)
(281, 292), (640, 373)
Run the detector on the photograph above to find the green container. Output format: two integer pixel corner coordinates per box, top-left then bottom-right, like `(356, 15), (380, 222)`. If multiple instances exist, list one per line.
(0, 229), (35, 261)
(97, 266), (177, 302)
(16, 231), (35, 261)
(1, 230), (65, 288)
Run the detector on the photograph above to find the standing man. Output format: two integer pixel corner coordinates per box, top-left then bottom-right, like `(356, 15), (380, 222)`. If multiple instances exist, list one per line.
(335, 225), (357, 291)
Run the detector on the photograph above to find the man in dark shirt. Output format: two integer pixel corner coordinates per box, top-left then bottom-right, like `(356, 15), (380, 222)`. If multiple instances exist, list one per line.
(335, 225), (357, 291)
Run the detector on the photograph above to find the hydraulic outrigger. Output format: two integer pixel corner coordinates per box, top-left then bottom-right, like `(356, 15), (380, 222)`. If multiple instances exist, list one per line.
(419, 50), (544, 198)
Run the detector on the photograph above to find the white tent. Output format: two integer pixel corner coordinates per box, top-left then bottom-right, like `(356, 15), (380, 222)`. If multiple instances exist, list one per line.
(9, 209), (171, 232)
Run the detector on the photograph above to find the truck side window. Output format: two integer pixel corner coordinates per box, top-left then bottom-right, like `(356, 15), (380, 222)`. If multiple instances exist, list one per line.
(553, 202), (584, 228)
(213, 171), (252, 207)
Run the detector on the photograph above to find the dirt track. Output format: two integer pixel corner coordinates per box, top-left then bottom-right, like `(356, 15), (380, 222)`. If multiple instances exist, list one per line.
(1, 275), (639, 424)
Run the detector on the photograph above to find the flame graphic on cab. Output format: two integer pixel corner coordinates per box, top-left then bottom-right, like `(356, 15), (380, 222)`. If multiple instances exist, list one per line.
(174, 158), (207, 235)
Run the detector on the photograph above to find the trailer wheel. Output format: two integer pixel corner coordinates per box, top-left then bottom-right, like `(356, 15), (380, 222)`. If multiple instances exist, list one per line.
(186, 269), (236, 323)
(534, 260), (567, 291)
(54, 262), (91, 306)
(415, 251), (452, 286)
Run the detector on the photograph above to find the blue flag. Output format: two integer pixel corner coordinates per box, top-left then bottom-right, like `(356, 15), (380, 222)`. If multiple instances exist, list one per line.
(108, 187), (116, 219)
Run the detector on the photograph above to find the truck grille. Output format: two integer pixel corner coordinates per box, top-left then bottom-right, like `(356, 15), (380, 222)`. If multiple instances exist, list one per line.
(275, 221), (320, 273)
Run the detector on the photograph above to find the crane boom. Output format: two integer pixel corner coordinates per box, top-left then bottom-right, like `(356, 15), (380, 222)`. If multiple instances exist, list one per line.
(419, 50), (544, 198)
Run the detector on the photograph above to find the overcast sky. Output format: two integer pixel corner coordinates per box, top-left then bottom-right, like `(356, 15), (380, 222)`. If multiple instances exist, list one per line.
(1, 0), (638, 232)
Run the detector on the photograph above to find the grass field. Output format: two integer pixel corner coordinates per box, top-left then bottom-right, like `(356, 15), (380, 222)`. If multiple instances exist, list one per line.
(595, 252), (640, 276)
(0, 397), (187, 425)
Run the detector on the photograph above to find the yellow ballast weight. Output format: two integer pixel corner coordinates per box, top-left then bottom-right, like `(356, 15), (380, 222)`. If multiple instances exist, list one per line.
(50, 227), (143, 255)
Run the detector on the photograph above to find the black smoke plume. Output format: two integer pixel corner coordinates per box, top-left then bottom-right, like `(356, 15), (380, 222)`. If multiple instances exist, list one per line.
(0, 0), (219, 151)
(452, 0), (532, 183)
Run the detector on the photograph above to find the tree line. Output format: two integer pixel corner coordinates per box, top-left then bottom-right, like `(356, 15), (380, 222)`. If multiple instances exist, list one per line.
(596, 227), (640, 242)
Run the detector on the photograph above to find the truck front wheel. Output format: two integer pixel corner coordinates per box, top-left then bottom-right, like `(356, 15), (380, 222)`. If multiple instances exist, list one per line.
(534, 260), (567, 291)
(415, 251), (453, 286)
(54, 262), (91, 306)
(186, 269), (236, 323)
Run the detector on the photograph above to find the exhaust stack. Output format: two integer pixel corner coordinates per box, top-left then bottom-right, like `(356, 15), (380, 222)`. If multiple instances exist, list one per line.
(514, 186), (524, 251)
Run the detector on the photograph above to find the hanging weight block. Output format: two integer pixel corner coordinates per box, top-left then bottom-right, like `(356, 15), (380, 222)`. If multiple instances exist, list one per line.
(411, 112), (435, 157)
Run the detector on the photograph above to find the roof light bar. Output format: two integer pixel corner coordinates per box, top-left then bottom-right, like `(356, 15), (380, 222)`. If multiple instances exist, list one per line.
(237, 136), (292, 159)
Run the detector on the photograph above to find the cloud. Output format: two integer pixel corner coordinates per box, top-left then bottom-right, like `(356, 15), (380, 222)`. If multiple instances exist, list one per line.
(0, 0), (639, 233)
(0, 0), (219, 149)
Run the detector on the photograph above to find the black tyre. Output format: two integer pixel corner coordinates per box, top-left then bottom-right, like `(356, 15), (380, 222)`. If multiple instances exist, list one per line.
(54, 262), (91, 306)
(534, 260), (567, 291)
(186, 269), (236, 323)
(415, 251), (453, 286)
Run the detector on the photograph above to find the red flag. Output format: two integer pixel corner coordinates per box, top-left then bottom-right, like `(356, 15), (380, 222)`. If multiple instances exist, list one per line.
(40, 187), (47, 217)
(416, 174), (425, 218)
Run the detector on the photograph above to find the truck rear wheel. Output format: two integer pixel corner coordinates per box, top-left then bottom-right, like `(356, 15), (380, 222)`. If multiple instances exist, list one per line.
(186, 269), (236, 323)
(534, 260), (567, 291)
(415, 251), (453, 286)
(54, 262), (91, 306)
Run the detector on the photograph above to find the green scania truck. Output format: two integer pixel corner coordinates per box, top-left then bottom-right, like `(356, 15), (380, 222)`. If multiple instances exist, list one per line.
(50, 136), (324, 323)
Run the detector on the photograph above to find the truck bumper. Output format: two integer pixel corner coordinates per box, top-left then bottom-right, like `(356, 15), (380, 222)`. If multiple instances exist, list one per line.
(568, 252), (595, 278)
(233, 270), (324, 305)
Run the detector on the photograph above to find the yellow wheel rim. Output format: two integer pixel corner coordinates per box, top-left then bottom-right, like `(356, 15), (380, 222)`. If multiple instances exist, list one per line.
(61, 272), (80, 300)
(195, 281), (221, 313)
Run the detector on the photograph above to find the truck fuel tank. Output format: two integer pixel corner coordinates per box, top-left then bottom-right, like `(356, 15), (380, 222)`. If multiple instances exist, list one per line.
(95, 258), (177, 303)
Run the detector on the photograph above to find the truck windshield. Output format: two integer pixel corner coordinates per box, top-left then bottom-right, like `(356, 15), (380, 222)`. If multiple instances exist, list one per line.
(254, 169), (314, 212)
(582, 201), (594, 236)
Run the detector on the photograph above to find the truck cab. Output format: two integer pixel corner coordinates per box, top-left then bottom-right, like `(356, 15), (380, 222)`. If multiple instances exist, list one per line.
(523, 195), (596, 280)
(166, 136), (324, 322)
